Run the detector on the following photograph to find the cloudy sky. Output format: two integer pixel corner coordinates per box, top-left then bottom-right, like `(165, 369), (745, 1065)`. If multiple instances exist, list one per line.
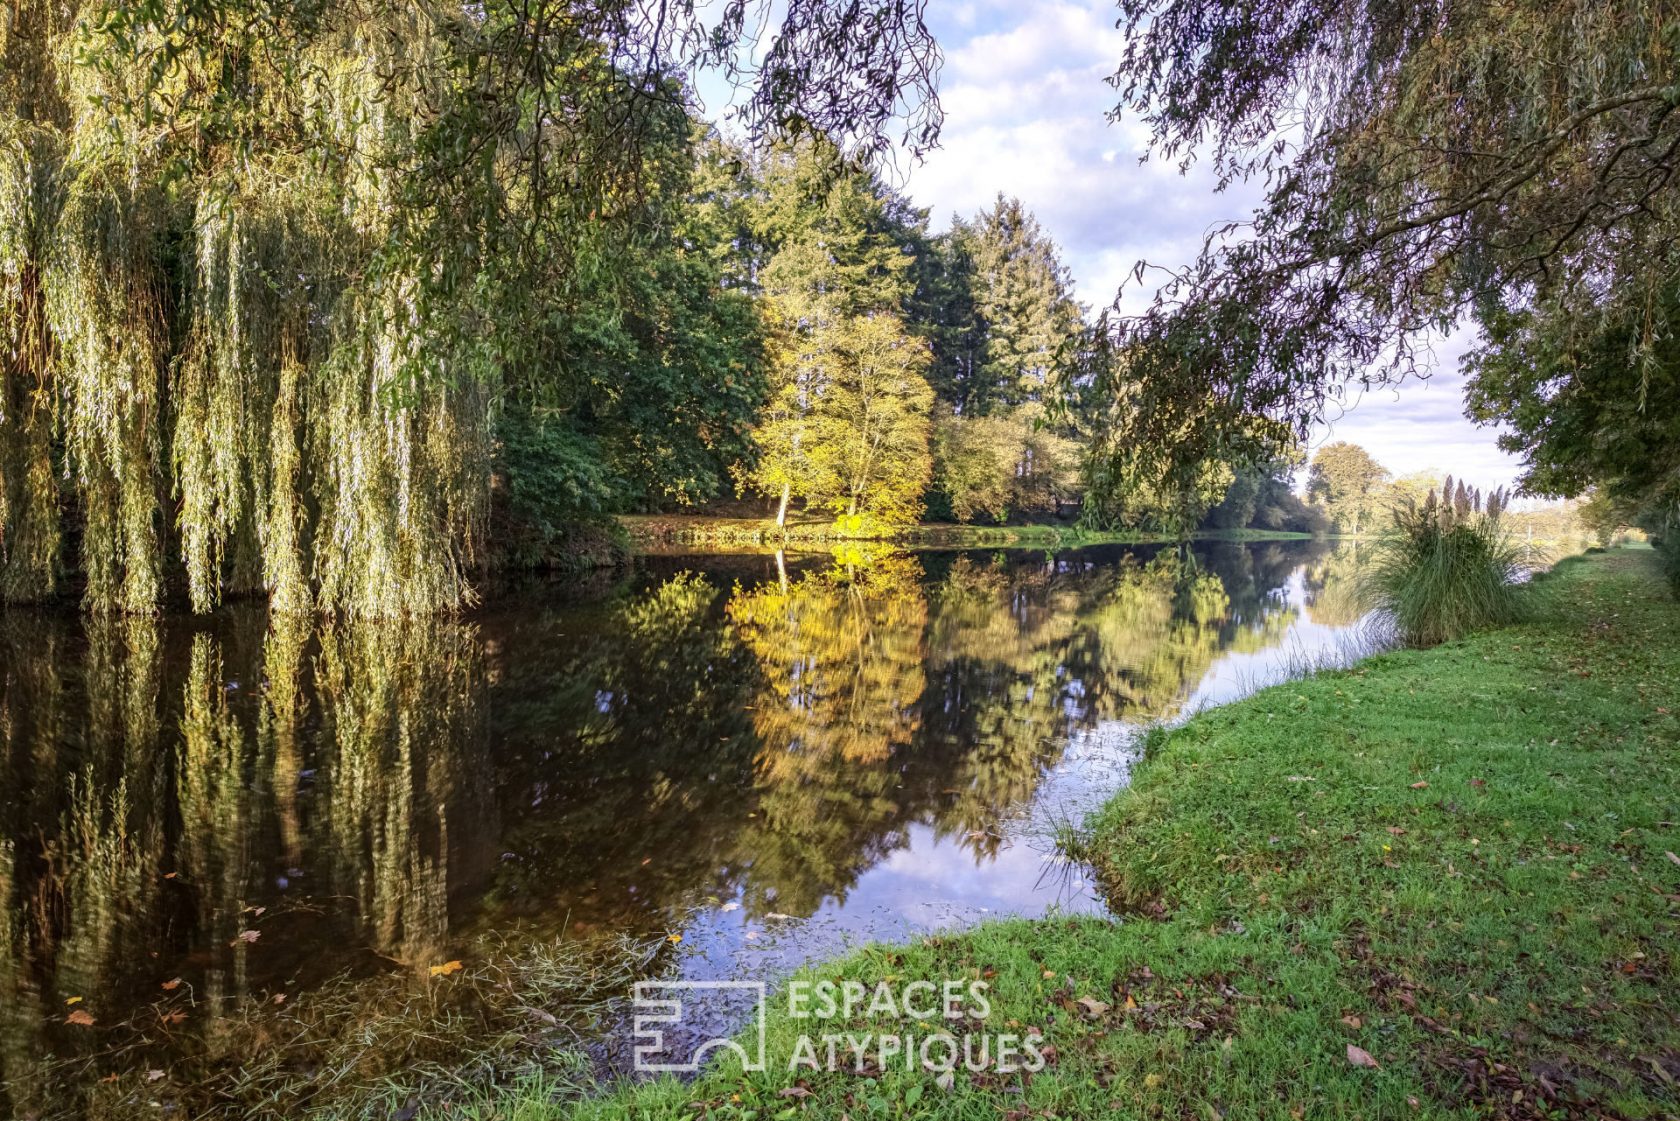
(758, 0), (1530, 489)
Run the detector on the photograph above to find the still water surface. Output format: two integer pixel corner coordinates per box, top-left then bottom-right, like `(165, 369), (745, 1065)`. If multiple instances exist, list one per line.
(0, 540), (1367, 1112)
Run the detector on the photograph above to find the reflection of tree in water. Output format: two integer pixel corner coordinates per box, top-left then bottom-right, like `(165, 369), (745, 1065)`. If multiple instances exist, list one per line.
(0, 618), (165, 1117)
(728, 555), (930, 916)
(0, 614), (490, 1118)
(0, 542), (1340, 1114)
(479, 571), (764, 932)
(1302, 540), (1371, 626)
(312, 620), (493, 968)
(921, 557), (1085, 853)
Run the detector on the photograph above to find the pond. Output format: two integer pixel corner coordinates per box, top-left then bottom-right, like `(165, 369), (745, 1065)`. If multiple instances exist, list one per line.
(0, 539), (1370, 1118)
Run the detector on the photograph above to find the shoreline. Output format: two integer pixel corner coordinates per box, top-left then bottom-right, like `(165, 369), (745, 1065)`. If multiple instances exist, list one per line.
(551, 546), (1678, 1120)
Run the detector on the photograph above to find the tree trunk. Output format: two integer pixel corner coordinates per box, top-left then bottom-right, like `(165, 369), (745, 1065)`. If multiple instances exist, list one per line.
(776, 483), (790, 528)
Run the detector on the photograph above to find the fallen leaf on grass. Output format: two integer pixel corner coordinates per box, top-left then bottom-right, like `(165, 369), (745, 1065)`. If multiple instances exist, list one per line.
(1341, 1014), (1362, 1029)
(145, 1070), (165, 1083)
(1665, 851), (1680, 868)
(428, 960), (464, 977)
(1076, 996), (1110, 1018)
(1346, 1044), (1380, 1069)
(1409, 781), (1429, 790)
(66, 1009), (95, 1027)
(777, 1087), (812, 1100)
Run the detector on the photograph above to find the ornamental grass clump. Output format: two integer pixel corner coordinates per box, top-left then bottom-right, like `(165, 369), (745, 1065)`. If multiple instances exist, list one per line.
(1371, 475), (1525, 646)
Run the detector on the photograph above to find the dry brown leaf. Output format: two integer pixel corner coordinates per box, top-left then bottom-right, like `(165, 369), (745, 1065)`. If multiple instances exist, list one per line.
(1409, 781), (1429, 790)
(1346, 1043), (1380, 1069)
(777, 1087), (812, 1100)
(161, 977), (182, 991)
(232, 930), (260, 945)
(65, 1009), (95, 1027)
(1341, 1014), (1362, 1029)
(429, 960), (464, 977)
(145, 1070), (165, 1083)
(1076, 996), (1111, 1018)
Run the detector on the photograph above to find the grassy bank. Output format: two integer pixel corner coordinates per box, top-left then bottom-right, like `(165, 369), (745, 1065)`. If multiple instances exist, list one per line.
(619, 514), (1313, 552)
(533, 547), (1679, 1121)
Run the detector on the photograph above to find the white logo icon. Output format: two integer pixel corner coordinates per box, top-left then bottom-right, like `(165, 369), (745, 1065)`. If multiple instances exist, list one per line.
(632, 980), (767, 1072)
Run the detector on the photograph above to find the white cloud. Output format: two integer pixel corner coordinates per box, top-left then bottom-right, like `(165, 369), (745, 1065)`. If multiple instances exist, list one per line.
(893, 2), (1527, 484)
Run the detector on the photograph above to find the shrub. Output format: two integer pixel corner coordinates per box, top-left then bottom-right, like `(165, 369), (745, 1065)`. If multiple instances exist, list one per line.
(1370, 475), (1525, 646)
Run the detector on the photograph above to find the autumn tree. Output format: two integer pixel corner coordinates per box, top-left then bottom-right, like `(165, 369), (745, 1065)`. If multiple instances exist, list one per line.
(741, 139), (935, 527)
(1307, 443), (1391, 535)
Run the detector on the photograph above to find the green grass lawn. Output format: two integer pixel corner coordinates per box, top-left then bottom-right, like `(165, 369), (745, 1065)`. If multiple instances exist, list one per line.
(529, 547), (1679, 1120)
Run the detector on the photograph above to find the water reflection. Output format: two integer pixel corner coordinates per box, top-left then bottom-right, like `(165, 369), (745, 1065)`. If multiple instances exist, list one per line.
(0, 540), (1352, 1112)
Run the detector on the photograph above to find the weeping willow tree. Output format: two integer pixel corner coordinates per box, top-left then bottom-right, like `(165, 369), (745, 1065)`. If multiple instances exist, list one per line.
(0, 0), (941, 616)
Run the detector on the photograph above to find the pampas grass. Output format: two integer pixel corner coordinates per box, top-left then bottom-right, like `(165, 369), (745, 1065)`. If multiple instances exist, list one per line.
(1371, 475), (1526, 646)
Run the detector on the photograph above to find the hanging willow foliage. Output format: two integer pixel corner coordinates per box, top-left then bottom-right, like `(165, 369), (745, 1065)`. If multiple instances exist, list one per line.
(0, 0), (940, 617)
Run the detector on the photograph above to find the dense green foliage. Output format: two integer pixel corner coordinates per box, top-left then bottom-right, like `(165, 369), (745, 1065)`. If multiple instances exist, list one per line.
(1082, 0), (1680, 565)
(1306, 442), (1390, 535)
(1466, 280), (1680, 591)
(565, 547), (1680, 1121)
(0, 0), (941, 616)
